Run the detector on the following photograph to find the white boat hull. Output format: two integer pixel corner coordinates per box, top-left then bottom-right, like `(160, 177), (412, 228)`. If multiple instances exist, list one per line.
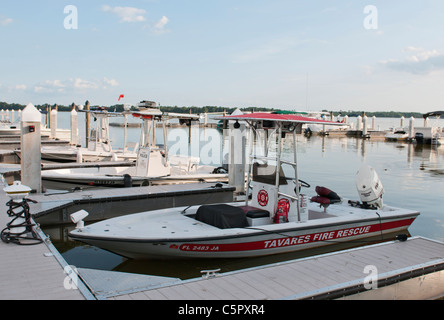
(41, 166), (227, 187)
(385, 134), (409, 141)
(40, 150), (137, 163)
(69, 201), (418, 259)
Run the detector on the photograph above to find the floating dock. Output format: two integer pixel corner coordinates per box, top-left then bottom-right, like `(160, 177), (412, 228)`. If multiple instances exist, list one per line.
(0, 180), (443, 300)
(0, 135), (70, 150)
(0, 183), (234, 300)
(32, 182), (235, 226)
(101, 236), (444, 300)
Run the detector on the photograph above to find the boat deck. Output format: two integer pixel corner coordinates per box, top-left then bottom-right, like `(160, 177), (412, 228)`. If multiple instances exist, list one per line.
(101, 236), (444, 300)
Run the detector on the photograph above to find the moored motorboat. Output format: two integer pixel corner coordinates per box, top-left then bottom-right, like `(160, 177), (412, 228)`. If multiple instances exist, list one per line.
(385, 129), (409, 141)
(69, 113), (419, 259)
(414, 111), (443, 145)
(41, 102), (227, 187)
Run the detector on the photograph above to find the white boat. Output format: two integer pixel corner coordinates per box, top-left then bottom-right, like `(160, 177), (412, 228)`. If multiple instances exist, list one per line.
(69, 113), (419, 259)
(41, 104), (227, 187)
(415, 111), (443, 146)
(38, 109), (138, 163)
(288, 111), (349, 135)
(0, 120), (21, 135)
(385, 129), (409, 141)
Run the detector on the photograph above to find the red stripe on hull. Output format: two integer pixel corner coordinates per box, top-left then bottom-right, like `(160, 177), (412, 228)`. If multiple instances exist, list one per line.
(179, 218), (415, 253)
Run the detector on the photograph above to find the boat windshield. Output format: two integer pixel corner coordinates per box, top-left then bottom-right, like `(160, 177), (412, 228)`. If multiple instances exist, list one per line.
(252, 162), (288, 185)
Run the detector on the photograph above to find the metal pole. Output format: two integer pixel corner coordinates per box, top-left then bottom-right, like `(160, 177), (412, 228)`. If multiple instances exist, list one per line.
(274, 124), (282, 217)
(293, 128), (301, 222)
(163, 118), (169, 162)
(123, 113), (128, 154)
(245, 123), (254, 207)
(85, 100), (90, 148)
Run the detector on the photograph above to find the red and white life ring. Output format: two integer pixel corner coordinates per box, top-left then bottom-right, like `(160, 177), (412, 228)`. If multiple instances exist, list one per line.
(257, 190), (269, 207)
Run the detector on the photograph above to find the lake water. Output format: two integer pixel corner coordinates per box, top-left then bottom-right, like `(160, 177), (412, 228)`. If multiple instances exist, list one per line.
(42, 112), (444, 280)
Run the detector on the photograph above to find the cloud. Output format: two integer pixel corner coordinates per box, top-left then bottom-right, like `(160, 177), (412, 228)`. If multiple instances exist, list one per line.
(103, 77), (119, 87)
(102, 5), (146, 23)
(153, 16), (170, 34)
(1, 84), (27, 92)
(73, 78), (99, 90)
(33, 78), (119, 93)
(45, 80), (66, 88)
(380, 47), (444, 75)
(14, 84), (27, 90)
(0, 17), (13, 26)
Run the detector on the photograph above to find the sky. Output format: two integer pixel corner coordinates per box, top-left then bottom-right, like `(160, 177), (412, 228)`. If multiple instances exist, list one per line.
(1, 0), (444, 112)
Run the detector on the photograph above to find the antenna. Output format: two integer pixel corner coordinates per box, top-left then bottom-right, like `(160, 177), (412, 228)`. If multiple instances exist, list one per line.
(305, 73), (308, 110)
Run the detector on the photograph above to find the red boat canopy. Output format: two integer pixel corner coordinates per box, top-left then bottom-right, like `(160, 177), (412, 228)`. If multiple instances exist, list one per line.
(216, 112), (342, 126)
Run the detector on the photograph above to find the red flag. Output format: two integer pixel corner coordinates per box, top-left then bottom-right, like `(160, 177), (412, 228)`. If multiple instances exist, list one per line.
(118, 94), (124, 101)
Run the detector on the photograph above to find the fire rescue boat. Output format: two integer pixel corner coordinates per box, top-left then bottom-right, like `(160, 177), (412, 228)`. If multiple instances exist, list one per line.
(69, 113), (419, 259)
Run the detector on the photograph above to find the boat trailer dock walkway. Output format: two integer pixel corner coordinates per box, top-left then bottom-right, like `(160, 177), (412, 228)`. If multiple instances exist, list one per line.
(0, 179), (443, 300)
(104, 236), (444, 300)
(0, 183), (234, 300)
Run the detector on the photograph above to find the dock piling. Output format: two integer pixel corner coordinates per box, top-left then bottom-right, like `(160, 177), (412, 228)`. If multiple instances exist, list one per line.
(50, 108), (57, 139)
(70, 104), (78, 146)
(409, 117), (415, 140)
(20, 103), (42, 193)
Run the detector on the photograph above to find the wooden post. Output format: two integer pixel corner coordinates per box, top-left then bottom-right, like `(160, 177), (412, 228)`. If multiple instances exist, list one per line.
(46, 105), (51, 128)
(20, 103), (42, 193)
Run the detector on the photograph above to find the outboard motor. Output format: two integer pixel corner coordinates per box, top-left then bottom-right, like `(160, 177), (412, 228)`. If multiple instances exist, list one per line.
(355, 165), (384, 209)
(415, 132), (425, 144)
(123, 174), (132, 188)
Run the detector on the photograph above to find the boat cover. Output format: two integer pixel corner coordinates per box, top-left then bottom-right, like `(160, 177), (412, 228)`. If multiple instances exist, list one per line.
(196, 204), (249, 229)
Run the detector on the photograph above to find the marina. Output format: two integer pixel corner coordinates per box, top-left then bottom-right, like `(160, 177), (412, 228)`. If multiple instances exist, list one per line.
(4, 1), (444, 304)
(0, 107), (443, 300)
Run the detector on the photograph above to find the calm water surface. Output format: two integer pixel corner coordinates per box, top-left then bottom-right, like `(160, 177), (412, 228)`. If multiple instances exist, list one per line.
(43, 113), (444, 280)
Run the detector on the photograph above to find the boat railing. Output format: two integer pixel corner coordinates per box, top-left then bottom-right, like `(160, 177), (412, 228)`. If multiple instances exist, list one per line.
(250, 155), (297, 168)
(278, 191), (298, 201)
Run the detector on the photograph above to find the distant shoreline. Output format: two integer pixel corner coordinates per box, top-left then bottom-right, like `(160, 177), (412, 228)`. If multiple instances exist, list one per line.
(0, 101), (425, 118)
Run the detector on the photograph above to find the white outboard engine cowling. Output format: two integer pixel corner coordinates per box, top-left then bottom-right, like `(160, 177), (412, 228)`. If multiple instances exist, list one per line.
(355, 165), (384, 209)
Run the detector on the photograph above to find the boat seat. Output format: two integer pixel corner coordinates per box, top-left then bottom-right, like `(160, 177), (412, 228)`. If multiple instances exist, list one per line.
(196, 204), (249, 229)
(239, 206), (270, 218)
(310, 196), (333, 205)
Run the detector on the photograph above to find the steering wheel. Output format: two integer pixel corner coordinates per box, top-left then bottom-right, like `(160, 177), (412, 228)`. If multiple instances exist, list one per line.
(294, 179), (310, 193)
(298, 179), (310, 188)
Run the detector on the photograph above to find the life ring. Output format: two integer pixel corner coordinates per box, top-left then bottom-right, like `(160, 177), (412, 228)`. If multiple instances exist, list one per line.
(257, 190), (269, 207)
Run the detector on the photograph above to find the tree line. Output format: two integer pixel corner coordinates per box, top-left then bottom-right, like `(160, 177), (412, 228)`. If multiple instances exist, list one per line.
(0, 101), (424, 118)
